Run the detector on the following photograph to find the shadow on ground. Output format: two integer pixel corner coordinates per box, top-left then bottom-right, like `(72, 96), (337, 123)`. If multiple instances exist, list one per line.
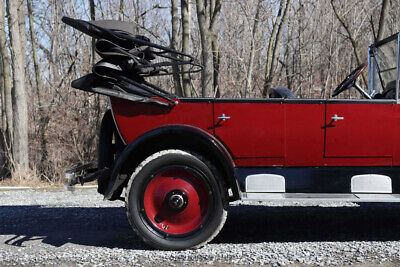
(215, 203), (400, 244)
(1, 203), (400, 249)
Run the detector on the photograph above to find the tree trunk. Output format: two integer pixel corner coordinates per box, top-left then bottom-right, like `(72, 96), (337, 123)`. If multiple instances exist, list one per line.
(89, 0), (95, 65)
(7, 0), (29, 170)
(17, 0), (26, 66)
(170, 0), (183, 96)
(181, 0), (191, 97)
(133, 0), (140, 33)
(263, 3), (282, 97)
(1, 61), (4, 128)
(376, 0), (389, 42)
(0, 126), (5, 175)
(196, 0), (213, 97)
(263, 0), (291, 97)
(211, 35), (220, 97)
(0, 0), (13, 150)
(210, 0), (221, 97)
(0, 59), (5, 171)
(49, 1), (61, 87)
(270, 0), (291, 79)
(89, 0), (101, 140)
(245, 0), (263, 97)
(27, 0), (50, 175)
(119, 0), (124, 21)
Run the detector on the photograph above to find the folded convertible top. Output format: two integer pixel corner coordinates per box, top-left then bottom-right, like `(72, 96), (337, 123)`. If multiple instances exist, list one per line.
(62, 16), (202, 107)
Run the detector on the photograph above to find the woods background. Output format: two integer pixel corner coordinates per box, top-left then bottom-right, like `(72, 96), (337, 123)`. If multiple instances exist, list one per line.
(0, 0), (397, 183)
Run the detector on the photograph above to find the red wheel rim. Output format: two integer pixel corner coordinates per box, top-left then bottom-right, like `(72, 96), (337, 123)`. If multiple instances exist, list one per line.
(142, 167), (210, 235)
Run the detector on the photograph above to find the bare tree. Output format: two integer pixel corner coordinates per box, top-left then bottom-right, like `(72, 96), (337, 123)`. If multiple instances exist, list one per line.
(119, 0), (124, 21)
(27, 0), (50, 174)
(181, 0), (191, 97)
(0, 0), (13, 151)
(330, 0), (362, 66)
(0, 63), (4, 129)
(210, 0), (221, 97)
(89, 0), (96, 65)
(196, 0), (221, 97)
(262, 0), (291, 97)
(17, 0), (26, 66)
(170, 0), (183, 96)
(7, 0), (28, 170)
(330, 0), (366, 86)
(133, 0), (140, 33)
(245, 0), (263, 97)
(376, 0), (389, 42)
(196, 0), (213, 97)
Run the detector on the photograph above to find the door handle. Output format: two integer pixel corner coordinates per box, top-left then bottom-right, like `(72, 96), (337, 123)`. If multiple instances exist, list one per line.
(331, 114), (344, 121)
(217, 114), (230, 121)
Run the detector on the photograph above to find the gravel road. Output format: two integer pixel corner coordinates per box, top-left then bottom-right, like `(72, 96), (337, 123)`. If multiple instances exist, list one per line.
(1, 188), (400, 266)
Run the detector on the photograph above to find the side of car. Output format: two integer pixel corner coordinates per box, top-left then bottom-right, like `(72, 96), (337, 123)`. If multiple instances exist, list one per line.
(98, 94), (400, 250)
(62, 18), (400, 250)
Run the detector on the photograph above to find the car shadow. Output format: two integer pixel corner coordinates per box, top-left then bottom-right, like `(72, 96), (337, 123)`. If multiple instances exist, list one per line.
(0, 205), (147, 249)
(1, 203), (400, 249)
(214, 203), (400, 244)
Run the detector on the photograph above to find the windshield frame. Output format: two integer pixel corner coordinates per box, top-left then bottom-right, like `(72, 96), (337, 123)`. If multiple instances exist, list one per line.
(368, 32), (400, 101)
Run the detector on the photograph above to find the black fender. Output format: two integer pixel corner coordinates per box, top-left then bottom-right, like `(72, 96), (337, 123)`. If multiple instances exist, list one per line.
(97, 109), (124, 194)
(104, 125), (240, 201)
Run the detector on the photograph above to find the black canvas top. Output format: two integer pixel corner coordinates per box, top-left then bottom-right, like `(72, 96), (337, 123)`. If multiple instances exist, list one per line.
(62, 16), (203, 107)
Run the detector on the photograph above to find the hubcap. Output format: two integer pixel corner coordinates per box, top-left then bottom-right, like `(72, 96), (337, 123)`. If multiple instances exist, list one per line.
(165, 190), (188, 212)
(142, 167), (210, 235)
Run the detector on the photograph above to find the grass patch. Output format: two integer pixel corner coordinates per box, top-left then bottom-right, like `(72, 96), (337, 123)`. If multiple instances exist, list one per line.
(0, 168), (98, 188)
(0, 167), (59, 188)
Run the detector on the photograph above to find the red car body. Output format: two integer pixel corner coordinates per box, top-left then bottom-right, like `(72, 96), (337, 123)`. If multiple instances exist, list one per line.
(112, 98), (399, 167)
(107, 96), (400, 200)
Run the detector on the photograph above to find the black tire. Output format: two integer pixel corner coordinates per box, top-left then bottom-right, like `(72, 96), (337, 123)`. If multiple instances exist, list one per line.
(125, 150), (227, 250)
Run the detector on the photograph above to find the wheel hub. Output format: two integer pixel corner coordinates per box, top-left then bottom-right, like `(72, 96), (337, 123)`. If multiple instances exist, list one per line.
(166, 190), (188, 213)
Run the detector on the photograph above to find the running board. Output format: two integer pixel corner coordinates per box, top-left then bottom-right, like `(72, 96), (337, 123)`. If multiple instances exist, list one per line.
(242, 193), (400, 203)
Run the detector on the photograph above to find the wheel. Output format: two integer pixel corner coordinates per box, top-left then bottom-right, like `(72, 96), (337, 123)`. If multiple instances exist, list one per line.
(125, 150), (227, 250)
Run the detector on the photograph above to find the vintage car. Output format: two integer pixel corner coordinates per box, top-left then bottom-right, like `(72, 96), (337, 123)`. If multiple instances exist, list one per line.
(63, 17), (400, 250)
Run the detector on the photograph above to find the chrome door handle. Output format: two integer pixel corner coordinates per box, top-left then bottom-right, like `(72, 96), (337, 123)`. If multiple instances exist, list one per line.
(218, 114), (231, 121)
(331, 114), (344, 121)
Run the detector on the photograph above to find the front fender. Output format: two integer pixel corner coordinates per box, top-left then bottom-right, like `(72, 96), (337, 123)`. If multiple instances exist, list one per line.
(104, 124), (239, 201)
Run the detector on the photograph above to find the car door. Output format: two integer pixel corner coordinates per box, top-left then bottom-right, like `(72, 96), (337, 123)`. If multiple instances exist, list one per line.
(213, 100), (284, 165)
(324, 100), (396, 163)
(284, 100), (326, 166)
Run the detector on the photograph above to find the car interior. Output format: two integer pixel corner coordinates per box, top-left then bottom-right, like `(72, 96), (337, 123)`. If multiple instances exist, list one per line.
(269, 33), (399, 101)
(268, 77), (397, 100)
